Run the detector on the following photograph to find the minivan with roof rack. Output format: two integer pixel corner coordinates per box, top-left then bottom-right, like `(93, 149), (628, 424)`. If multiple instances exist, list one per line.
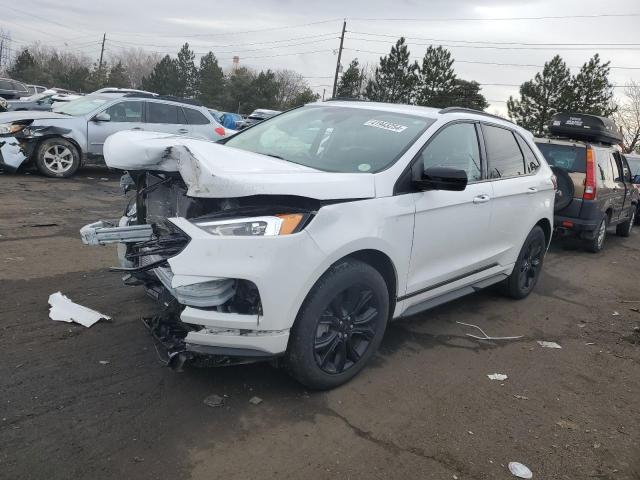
(0, 92), (230, 177)
(535, 113), (638, 252)
(80, 102), (555, 389)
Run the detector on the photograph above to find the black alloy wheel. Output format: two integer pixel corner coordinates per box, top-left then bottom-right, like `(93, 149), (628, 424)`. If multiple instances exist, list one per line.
(314, 286), (380, 374)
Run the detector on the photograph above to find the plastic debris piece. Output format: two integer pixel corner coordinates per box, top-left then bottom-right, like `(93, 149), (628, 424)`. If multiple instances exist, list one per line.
(556, 419), (578, 430)
(203, 394), (225, 408)
(508, 462), (533, 478)
(487, 373), (508, 381)
(612, 311), (620, 316)
(249, 396), (263, 405)
(99, 360), (110, 365)
(513, 394), (529, 400)
(456, 321), (523, 341)
(537, 341), (562, 349)
(48, 292), (110, 327)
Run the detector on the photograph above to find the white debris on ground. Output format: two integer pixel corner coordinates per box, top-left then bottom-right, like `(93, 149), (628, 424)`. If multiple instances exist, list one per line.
(487, 373), (508, 381)
(537, 341), (562, 349)
(508, 461), (533, 478)
(48, 291), (111, 328)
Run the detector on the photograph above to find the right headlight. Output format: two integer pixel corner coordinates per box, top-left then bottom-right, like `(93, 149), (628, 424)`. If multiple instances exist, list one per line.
(195, 214), (305, 237)
(0, 123), (27, 135)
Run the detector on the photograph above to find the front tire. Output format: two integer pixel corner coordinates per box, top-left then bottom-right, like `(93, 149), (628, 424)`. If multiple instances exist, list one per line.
(35, 138), (80, 178)
(285, 260), (389, 390)
(503, 225), (546, 299)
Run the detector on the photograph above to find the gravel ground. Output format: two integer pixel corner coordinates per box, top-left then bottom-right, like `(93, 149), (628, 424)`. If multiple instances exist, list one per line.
(1, 168), (639, 480)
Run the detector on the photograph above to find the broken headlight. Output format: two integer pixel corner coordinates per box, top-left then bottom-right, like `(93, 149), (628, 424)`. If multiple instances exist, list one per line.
(195, 214), (304, 237)
(0, 123), (28, 135)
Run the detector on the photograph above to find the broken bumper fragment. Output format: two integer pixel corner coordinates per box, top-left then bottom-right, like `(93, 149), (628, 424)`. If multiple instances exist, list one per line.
(80, 220), (154, 246)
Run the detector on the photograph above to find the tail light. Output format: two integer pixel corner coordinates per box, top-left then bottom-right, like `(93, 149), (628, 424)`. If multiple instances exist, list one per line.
(583, 146), (597, 200)
(214, 127), (225, 137)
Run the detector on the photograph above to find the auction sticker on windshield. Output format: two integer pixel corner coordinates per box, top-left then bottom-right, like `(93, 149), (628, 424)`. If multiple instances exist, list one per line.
(363, 119), (408, 133)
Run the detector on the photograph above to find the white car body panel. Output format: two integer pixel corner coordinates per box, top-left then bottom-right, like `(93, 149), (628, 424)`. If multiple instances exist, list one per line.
(83, 102), (555, 358)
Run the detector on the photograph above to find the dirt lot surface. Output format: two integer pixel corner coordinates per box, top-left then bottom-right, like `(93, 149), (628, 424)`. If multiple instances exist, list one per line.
(1, 168), (639, 480)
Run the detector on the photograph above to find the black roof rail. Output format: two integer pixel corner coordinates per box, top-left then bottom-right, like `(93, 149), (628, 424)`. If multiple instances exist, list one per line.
(325, 97), (368, 102)
(123, 92), (203, 107)
(438, 107), (513, 124)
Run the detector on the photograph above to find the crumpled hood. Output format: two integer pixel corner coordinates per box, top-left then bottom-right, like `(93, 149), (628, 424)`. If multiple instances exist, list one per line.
(103, 130), (376, 200)
(0, 110), (72, 122)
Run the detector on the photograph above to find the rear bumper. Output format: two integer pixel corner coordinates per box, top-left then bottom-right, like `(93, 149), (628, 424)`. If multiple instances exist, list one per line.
(554, 214), (599, 233)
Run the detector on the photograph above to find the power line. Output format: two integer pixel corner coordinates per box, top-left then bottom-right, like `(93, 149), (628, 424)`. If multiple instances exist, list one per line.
(346, 36), (640, 51)
(347, 30), (640, 47)
(349, 13), (640, 22)
(342, 47), (640, 71)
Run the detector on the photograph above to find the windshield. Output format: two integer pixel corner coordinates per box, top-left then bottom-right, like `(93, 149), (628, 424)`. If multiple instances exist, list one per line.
(224, 106), (434, 173)
(53, 96), (109, 116)
(535, 142), (586, 173)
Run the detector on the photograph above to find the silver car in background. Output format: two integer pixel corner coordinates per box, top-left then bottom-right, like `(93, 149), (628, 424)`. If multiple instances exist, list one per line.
(0, 92), (229, 177)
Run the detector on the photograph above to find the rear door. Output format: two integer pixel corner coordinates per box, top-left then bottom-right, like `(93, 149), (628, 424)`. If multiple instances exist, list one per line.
(144, 101), (190, 135)
(609, 152), (626, 221)
(87, 100), (145, 156)
(483, 123), (546, 266)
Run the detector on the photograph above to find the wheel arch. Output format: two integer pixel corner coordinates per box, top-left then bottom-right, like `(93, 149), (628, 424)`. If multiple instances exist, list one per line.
(535, 217), (552, 247)
(35, 135), (83, 159)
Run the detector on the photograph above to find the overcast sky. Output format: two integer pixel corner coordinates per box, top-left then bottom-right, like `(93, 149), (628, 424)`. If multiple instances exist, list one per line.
(2, 0), (640, 113)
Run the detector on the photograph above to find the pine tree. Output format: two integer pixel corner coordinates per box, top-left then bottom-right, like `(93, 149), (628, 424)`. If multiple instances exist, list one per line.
(507, 55), (573, 136)
(7, 49), (38, 84)
(569, 54), (616, 116)
(176, 43), (197, 97)
(142, 55), (180, 95)
(198, 52), (225, 108)
(365, 37), (418, 104)
(336, 59), (364, 98)
(445, 79), (488, 110)
(415, 46), (457, 107)
(107, 61), (130, 88)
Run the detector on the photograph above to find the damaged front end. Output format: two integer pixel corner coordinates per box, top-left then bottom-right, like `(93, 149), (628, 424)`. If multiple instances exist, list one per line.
(0, 121), (71, 171)
(82, 169), (317, 367)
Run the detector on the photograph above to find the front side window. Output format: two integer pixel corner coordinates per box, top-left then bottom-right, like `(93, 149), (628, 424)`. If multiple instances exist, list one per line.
(104, 101), (143, 123)
(146, 102), (186, 124)
(54, 96), (110, 116)
(224, 106), (434, 173)
(484, 125), (526, 178)
(419, 122), (482, 181)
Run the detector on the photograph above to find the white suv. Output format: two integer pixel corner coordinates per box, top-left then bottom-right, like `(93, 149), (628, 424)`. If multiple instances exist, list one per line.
(81, 101), (555, 389)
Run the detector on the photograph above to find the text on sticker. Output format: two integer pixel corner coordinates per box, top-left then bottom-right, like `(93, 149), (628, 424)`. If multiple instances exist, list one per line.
(363, 119), (408, 133)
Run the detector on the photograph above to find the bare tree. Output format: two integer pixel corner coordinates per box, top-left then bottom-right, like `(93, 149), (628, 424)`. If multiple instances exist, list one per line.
(109, 48), (161, 88)
(612, 81), (640, 153)
(274, 69), (307, 106)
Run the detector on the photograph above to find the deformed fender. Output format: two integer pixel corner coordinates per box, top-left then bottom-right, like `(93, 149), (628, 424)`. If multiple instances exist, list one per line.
(0, 125), (74, 171)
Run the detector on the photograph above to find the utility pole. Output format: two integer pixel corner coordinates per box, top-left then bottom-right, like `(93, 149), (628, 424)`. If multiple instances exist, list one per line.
(332, 20), (346, 99)
(98, 33), (106, 71)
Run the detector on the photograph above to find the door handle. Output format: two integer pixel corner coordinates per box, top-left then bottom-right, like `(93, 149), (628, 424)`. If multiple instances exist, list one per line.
(131, 127), (143, 130)
(178, 128), (189, 134)
(473, 194), (491, 204)
(526, 187), (538, 194)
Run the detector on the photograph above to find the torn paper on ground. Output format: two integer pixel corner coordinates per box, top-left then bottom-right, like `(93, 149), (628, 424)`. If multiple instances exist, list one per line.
(487, 373), (508, 381)
(537, 340), (562, 349)
(48, 292), (110, 327)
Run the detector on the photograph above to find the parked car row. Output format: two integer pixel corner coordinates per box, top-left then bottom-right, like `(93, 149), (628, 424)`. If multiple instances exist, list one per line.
(0, 91), (230, 177)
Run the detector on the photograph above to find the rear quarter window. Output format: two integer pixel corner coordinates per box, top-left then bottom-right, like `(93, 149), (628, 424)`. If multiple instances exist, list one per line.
(184, 108), (210, 125)
(535, 142), (586, 173)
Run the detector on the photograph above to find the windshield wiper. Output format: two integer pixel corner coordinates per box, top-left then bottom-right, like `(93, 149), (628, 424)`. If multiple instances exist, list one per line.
(264, 153), (285, 160)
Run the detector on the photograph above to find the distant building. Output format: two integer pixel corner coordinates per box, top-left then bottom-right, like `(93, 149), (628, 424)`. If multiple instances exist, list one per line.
(232, 56), (240, 72)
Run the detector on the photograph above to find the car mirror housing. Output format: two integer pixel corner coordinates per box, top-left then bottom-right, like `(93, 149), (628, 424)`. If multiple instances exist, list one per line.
(413, 167), (468, 192)
(93, 112), (111, 122)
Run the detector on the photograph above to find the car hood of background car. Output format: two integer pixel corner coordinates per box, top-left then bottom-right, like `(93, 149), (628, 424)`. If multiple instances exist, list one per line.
(0, 110), (72, 122)
(104, 130), (376, 200)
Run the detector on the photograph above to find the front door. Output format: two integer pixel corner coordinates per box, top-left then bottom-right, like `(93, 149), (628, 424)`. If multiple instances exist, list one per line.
(405, 122), (494, 309)
(87, 100), (144, 156)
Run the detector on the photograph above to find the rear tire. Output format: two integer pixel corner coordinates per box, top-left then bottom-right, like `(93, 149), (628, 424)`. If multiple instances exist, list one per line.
(616, 207), (635, 237)
(503, 225), (546, 299)
(285, 259), (389, 390)
(585, 215), (608, 253)
(35, 138), (80, 178)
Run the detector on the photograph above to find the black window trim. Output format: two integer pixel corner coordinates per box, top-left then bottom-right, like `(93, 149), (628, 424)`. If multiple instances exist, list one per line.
(480, 121), (534, 181)
(393, 119), (486, 195)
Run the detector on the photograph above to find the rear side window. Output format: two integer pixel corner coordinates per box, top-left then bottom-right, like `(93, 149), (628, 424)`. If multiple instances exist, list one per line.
(484, 125), (526, 178)
(184, 108), (210, 125)
(146, 102), (186, 124)
(515, 135), (541, 174)
(535, 142), (586, 173)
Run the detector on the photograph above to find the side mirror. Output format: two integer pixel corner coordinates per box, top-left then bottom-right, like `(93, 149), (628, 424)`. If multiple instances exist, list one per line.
(413, 167), (468, 192)
(632, 174), (640, 184)
(93, 112), (111, 122)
